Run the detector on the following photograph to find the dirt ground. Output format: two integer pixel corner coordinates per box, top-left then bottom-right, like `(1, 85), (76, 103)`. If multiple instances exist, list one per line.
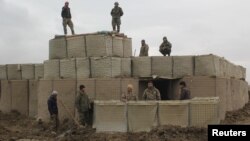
(1, 101), (250, 141)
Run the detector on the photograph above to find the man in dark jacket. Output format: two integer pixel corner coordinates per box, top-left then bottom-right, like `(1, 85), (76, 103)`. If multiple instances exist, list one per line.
(159, 36), (172, 56)
(47, 90), (59, 131)
(61, 1), (75, 35)
(179, 81), (191, 100)
(75, 85), (91, 127)
(111, 2), (123, 33)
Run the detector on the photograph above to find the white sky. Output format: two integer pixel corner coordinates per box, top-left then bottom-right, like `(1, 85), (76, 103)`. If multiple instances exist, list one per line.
(0, 0), (249, 82)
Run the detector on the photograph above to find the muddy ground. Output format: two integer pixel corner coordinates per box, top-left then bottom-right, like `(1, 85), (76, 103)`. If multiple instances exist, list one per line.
(1, 101), (250, 141)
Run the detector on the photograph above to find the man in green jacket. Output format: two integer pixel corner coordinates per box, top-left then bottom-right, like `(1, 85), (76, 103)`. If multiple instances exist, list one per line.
(75, 85), (91, 126)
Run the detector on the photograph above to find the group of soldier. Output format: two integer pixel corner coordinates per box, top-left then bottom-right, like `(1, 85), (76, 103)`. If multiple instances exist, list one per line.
(47, 80), (190, 131)
(62, 1), (172, 57)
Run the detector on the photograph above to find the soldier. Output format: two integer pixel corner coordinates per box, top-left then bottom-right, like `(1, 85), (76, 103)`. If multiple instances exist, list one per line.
(139, 40), (149, 56)
(111, 2), (123, 33)
(75, 85), (91, 127)
(179, 81), (191, 100)
(143, 81), (161, 100)
(61, 1), (75, 35)
(121, 84), (137, 102)
(159, 36), (172, 56)
(47, 90), (59, 131)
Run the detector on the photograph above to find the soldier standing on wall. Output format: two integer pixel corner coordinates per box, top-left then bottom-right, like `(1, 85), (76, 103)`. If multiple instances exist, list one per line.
(159, 36), (172, 56)
(111, 2), (124, 33)
(139, 40), (149, 57)
(61, 1), (75, 35)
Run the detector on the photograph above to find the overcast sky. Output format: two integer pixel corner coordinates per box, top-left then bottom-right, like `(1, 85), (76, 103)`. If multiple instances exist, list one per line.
(0, 0), (250, 81)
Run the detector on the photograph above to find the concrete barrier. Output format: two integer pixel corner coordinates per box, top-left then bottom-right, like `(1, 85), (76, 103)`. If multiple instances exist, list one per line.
(49, 38), (67, 59)
(34, 64), (44, 80)
(29, 80), (38, 117)
(151, 57), (172, 78)
(121, 58), (131, 77)
(76, 58), (90, 79)
(215, 78), (227, 120)
(0, 80), (11, 113)
(123, 38), (132, 57)
(158, 101), (189, 127)
(0, 65), (7, 80)
(60, 59), (76, 79)
(132, 57), (151, 78)
(93, 101), (127, 132)
(44, 60), (60, 80)
(195, 55), (221, 77)
(86, 35), (112, 57)
(173, 56), (194, 78)
(225, 79), (233, 112)
(7, 64), (22, 80)
(127, 101), (157, 132)
(67, 36), (86, 58)
(95, 79), (121, 100)
(112, 37), (124, 57)
(21, 64), (35, 80)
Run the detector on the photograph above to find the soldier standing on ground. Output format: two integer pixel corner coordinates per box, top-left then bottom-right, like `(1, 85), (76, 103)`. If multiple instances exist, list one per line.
(139, 40), (149, 56)
(143, 81), (161, 100)
(159, 36), (172, 56)
(179, 81), (191, 100)
(111, 2), (123, 33)
(75, 85), (91, 127)
(61, 1), (75, 35)
(47, 90), (59, 131)
(121, 84), (137, 102)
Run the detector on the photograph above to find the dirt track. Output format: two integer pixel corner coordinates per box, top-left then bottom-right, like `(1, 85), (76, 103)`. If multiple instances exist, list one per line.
(1, 101), (250, 141)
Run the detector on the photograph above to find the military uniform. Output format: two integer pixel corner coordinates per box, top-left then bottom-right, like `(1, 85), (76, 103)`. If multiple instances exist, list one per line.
(121, 92), (137, 102)
(61, 5), (75, 35)
(75, 91), (90, 126)
(143, 87), (161, 100)
(139, 44), (149, 56)
(111, 3), (123, 33)
(180, 87), (191, 100)
(159, 40), (172, 56)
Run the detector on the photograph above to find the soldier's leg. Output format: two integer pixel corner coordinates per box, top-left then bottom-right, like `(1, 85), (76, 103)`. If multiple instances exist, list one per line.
(117, 18), (121, 33)
(62, 18), (67, 35)
(84, 111), (90, 127)
(68, 19), (75, 35)
(79, 112), (85, 126)
(112, 19), (116, 31)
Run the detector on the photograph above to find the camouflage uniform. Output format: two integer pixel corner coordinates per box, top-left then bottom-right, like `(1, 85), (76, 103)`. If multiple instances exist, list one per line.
(61, 3), (75, 35)
(143, 87), (161, 100)
(159, 37), (172, 56)
(75, 91), (90, 126)
(139, 44), (149, 56)
(121, 92), (137, 102)
(111, 2), (123, 33)
(180, 87), (191, 100)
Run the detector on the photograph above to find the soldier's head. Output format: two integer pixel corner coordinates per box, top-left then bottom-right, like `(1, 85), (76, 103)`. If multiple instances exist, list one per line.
(141, 40), (145, 45)
(163, 36), (167, 42)
(79, 85), (85, 92)
(127, 84), (133, 92)
(147, 81), (154, 89)
(179, 81), (186, 88)
(114, 2), (119, 7)
(65, 1), (69, 7)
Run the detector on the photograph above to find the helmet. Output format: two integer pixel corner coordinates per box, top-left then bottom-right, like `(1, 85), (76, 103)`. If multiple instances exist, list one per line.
(163, 36), (167, 40)
(115, 2), (119, 5)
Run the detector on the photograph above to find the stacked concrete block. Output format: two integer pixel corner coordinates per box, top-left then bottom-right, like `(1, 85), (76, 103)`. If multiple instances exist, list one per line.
(95, 79), (121, 100)
(215, 78), (227, 120)
(37, 80), (53, 122)
(93, 101), (127, 132)
(7, 64), (22, 80)
(11, 80), (29, 115)
(60, 58), (76, 79)
(225, 79), (233, 112)
(91, 57), (122, 78)
(195, 54), (221, 77)
(76, 58), (90, 79)
(0, 65), (7, 80)
(21, 64), (35, 80)
(173, 56), (194, 78)
(67, 36), (86, 58)
(112, 37), (124, 57)
(77, 79), (96, 99)
(132, 57), (151, 77)
(49, 38), (67, 59)
(123, 38), (132, 57)
(158, 101), (189, 127)
(34, 64), (44, 80)
(151, 56), (172, 78)
(231, 79), (240, 110)
(127, 101), (158, 132)
(53, 80), (76, 120)
(189, 97), (220, 127)
(44, 60), (60, 79)
(0, 80), (12, 113)
(29, 80), (38, 117)
(121, 58), (131, 77)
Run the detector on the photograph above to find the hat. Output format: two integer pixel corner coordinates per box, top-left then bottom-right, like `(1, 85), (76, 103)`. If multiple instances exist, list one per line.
(52, 90), (58, 95)
(65, 1), (69, 4)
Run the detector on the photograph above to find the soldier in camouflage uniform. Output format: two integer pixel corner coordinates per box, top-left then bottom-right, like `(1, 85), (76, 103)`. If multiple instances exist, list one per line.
(139, 40), (149, 56)
(111, 2), (123, 33)
(75, 85), (91, 126)
(143, 81), (161, 100)
(61, 1), (75, 35)
(121, 84), (137, 102)
(159, 36), (172, 56)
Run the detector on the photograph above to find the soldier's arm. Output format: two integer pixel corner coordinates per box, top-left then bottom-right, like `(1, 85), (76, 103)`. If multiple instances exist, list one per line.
(111, 9), (114, 16)
(157, 90), (161, 100)
(61, 8), (65, 18)
(142, 90), (147, 100)
(120, 8), (124, 16)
